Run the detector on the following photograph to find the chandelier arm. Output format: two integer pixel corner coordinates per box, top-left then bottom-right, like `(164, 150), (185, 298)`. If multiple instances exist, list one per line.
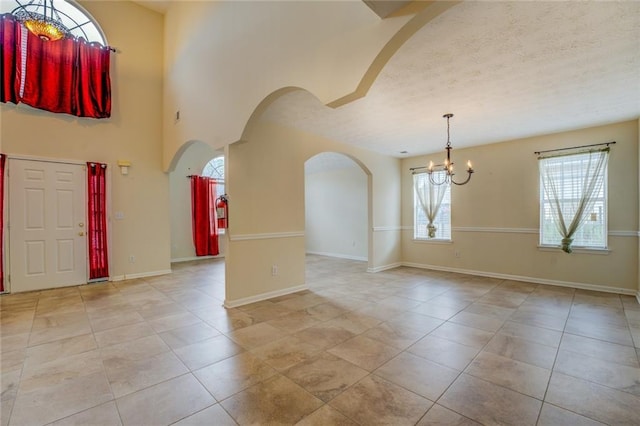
(451, 171), (474, 186)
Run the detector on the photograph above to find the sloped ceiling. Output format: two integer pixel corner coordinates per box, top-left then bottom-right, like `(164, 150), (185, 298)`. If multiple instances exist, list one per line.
(262, 1), (640, 157)
(133, 1), (639, 158)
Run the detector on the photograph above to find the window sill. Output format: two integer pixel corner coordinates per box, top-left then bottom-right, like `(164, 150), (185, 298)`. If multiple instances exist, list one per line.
(413, 238), (453, 245)
(537, 245), (610, 255)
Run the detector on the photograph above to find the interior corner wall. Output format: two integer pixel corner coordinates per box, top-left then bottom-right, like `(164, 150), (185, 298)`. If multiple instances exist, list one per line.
(169, 142), (226, 262)
(402, 120), (639, 294)
(225, 120), (401, 305)
(0, 1), (169, 280)
(305, 166), (367, 261)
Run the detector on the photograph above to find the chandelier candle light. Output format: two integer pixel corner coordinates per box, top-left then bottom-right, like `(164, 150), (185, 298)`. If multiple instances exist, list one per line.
(427, 114), (474, 186)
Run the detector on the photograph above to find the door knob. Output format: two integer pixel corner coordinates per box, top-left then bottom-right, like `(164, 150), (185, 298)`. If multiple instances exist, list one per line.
(79, 223), (84, 227)
(78, 232), (85, 236)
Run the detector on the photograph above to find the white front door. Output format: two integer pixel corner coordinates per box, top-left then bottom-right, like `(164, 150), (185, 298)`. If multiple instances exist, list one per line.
(8, 159), (87, 292)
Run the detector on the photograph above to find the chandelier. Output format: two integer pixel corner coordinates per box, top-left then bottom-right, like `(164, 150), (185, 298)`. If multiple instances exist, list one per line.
(12, 0), (69, 41)
(427, 114), (474, 186)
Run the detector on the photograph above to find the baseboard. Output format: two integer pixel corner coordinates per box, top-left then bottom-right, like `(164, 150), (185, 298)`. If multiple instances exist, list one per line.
(110, 269), (173, 282)
(306, 251), (367, 262)
(224, 284), (308, 308)
(401, 262), (637, 296)
(636, 291), (640, 305)
(171, 255), (225, 263)
(367, 262), (402, 273)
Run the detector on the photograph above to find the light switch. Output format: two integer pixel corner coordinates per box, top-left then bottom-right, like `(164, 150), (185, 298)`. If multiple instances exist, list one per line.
(115, 211), (125, 220)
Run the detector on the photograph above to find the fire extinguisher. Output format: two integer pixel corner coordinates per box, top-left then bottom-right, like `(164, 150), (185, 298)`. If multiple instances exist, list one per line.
(216, 194), (228, 229)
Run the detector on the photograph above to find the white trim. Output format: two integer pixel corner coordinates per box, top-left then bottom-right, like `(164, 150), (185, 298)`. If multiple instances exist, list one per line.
(636, 291), (640, 305)
(401, 262), (636, 296)
(230, 231), (304, 242)
(224, 284), (308, 308)
(372, 226), (402, 232)
(367, 262), (402, 273)
(537, 245), (610, 255)
(452, 227), (538, 234)
(404, 226), (638, 237)
(110, 269), (172, 282)
(171, 255), (225, 263)
(6, 153), (87, 166)
(412, 239), (453, 245)
(608, 230), (638, 237)
(306, 251), (367, 262)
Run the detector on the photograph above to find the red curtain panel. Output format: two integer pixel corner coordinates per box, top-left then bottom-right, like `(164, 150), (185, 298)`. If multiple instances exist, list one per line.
(0, 155), (5, 292)
(21, 31), (77, 114)
(0, 14), (21, 104)
(190, 176), (219, 256)
(87, 162), (109, 279)
(74, 40), (111, 118)
(1, 15), (111, 118)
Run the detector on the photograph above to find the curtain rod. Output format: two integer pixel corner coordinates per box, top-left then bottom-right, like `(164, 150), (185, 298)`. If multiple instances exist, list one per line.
(534, 141), (615, 155)
(186, 175), (224, 180)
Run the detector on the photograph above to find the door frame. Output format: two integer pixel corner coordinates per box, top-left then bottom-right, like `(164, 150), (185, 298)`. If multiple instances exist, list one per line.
(4, 154), (112, 293)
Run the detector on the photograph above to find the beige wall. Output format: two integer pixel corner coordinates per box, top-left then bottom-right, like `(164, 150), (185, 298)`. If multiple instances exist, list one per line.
(402, 120), (639, 293)
(0, 1), (169, 280)
(225, 118), (401, 305)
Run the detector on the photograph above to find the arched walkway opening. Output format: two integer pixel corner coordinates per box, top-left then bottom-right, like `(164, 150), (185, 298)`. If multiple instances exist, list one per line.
(168, 140), (226, 302)
(304, 152), (371, 273)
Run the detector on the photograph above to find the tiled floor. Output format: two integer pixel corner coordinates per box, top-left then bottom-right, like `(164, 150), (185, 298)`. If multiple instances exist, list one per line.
(1, 255), (640, 425)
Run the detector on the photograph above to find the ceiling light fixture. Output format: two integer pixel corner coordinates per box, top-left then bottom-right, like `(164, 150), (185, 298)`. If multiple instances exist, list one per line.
(427, 114), (474, 186)
(12, 0), (69, 41)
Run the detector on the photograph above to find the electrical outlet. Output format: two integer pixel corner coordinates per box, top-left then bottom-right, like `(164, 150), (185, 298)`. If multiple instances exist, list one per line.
(271, 265), (278, 276)
(129, 255), (135, 263)
(454, 250), (461, 259)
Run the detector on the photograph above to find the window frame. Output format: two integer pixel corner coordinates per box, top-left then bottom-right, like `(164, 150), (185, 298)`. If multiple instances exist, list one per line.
(413, 171), (452, 242)
(538, 151), (609, 251)
(202, 156), (226, 234)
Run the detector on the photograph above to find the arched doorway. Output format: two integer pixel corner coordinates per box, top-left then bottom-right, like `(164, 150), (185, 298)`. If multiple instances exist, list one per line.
(304, 152), (370, 269)
(168, 140), (226, 301)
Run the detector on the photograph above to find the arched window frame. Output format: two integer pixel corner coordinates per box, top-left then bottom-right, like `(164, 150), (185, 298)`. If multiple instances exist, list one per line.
(202, 156), (226, 233)
(0, 0), (107, 45)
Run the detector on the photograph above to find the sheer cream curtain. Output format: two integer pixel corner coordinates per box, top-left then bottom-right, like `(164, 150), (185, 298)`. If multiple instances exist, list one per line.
(539, 148), (609, 253)
(414, 172), (448, 238)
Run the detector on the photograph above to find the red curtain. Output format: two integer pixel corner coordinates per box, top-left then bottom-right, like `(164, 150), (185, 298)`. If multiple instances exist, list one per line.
(0, 14), (21, 104)
(21, 32), (76, 114)
(87, 162), (109, 279)
(190, 176), (219, 256)
(0, 155), (5, 292)
(0, 14), (111, 118)
(75, 40), (111, 118)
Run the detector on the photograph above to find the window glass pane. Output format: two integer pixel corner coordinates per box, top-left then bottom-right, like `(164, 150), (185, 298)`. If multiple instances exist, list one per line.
(413, 172), (451, 240)
(539, 152), (607, 248)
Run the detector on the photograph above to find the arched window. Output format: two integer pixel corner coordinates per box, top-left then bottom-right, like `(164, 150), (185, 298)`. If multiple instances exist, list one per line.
(1, 0), (106, 44)
(202, 156), (225, 198)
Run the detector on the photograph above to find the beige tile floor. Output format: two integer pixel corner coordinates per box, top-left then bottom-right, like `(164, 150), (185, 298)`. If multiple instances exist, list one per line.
(1, 255), (640, 425)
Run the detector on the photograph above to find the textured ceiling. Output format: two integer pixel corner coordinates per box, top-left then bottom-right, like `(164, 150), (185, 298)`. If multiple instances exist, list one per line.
(262, 1), (640, 158)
